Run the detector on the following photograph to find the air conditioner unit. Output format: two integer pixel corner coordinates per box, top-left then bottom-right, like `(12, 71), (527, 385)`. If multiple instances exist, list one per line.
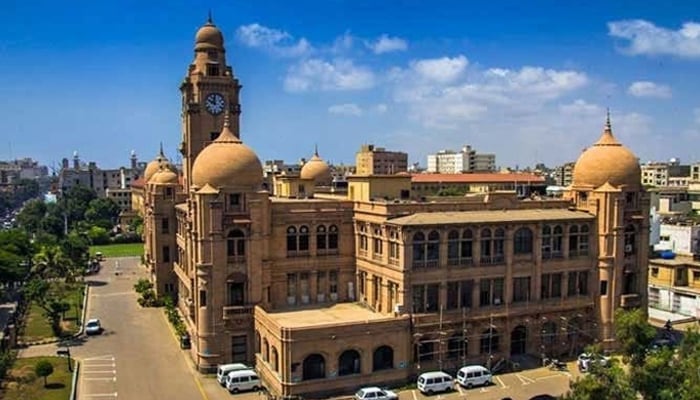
(394, 304), (405, 314)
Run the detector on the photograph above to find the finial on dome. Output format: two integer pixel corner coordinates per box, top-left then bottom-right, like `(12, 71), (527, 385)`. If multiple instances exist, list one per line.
(605, 107), (612, 131)
(314, 143), (319, 157)
(207, 10), (213, 24)
(159, 142), (165, 156)
(224, 109), (230, 128)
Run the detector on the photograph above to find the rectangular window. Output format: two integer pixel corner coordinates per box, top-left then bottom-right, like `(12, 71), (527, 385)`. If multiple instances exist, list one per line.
(447, 282), (459, 310)
(552, 273), (562, 298)
(162, 245), (170, 263)
(329, 270), (338, 295)
(199, 290), (207, 307)
(229, 194), (240, 206)
(373, 238), (383, 255)
(460, 280), (473, 308)
(412, 285), (425, 313)
(316, 271), (326, 296)
(541, 273), (562, 299)
(426, 284), (439, 312)
(600, 280), (608, 296)
(161, 218), (169, 234)
(207, 64), (220, 76)
(287, 273), (297, 298)
(512, 277), (531, 303)
(651, 267), (659, 277)
(227, 282), (244, 306)
(578, 271), (589, 295)
(300, 272), (309, 301)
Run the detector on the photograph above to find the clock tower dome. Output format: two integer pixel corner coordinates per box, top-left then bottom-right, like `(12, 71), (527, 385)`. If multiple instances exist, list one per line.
(180, 15), (242, 192)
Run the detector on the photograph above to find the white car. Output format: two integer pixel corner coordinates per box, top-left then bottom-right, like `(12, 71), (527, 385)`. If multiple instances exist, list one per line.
(577, 352), (609, 372)
(85, 318), (103, 335)
(355, 387), (398, 400)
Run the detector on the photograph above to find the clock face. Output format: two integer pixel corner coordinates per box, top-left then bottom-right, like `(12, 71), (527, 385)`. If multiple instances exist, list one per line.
(205, 93), (225, 115)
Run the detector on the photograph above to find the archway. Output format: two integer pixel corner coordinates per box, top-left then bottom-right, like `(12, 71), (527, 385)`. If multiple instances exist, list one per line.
(338, 350), (361, 376)
(372, 345), (394, 371)
(302, 354), (325, 380)
(510, 325), (527, 355)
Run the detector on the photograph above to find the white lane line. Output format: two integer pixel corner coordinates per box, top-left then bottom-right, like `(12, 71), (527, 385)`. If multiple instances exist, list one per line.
(82, 370), (116, 374)
(412, 390), (418, 400)
(457, 385), (464, 396)
(84, 355), (115, 361)
(83, 363), (116, 368)
(516, 373), (535, 385)
(495, 376), (508, 389)
(84, 377), (117, 382)
(83, 393), (117, 398)
(536, 374), (566, 380)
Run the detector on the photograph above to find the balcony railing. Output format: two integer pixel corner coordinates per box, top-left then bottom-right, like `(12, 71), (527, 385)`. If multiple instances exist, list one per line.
(620, 293), (641, 308)
(223, 304), (254, 320)
(413, 259), (440, 269)
(448, 257), (474, 267)
(480, 255), (505, 265)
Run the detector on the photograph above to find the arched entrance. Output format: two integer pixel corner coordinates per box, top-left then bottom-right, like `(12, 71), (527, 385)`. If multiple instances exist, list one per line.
(302, 354), (325, 380)
(510, 325), (527, 355)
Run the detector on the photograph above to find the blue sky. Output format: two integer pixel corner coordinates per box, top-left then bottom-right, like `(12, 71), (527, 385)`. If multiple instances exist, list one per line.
(2, 1), (700, 170)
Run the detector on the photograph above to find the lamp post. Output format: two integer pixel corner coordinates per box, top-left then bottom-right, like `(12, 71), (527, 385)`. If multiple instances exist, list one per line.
(56, 345), (72, 372)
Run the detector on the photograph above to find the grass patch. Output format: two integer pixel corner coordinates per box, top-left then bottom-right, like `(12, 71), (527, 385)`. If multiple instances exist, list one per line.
(20, 283), (84, 343)
(90, 242), (144, 258)
(2, 356), (73, 400)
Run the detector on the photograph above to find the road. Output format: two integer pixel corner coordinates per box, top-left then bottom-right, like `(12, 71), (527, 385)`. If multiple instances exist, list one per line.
(17, 256), (576, 400)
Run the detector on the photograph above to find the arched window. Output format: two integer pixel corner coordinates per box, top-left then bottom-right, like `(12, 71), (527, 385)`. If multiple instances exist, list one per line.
(359, 224), (369, 253)
(302, 354), (326, 380)
(263, 338), (269, 362)
(271, 346), (279, 372)
(427, 231), (440, 266)
(480, 228), (492, 263)
(317, 225), (327, 250)
(373, 345), (394, 371)
(417, 339), (435, 362)
(552, 226), (563, 256)
(542, 226), (552, 258)
(299, 226), (309, 251)
(461, 229), (473, 262)
(255, 331), (261, 354)
(287, 226), (297, 253)
(514, 227), (533, 254)
(447, 230), (460, 265)
(447, 334), (466, 359)
(338, 350), (361, 376)
(569, 225), (589, 257)
(494, 228), (505, 262)
(227, 229), (245, 258)
(328, 225), (338, 250)
(480, 328), (500, 354)
(412, 232), (426, 268)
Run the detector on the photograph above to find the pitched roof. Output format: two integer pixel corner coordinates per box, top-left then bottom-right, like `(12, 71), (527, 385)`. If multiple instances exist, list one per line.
(388, 208), (594, 226)
(411, 173), (545, 184)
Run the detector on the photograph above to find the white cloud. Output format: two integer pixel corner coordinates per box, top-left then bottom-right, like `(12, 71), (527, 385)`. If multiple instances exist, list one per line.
(236, 23), (311, 57)
(559, 99), (603, 116)
(627, 81), (672, 98)
(374, 103), (388, 114)
(331, 32), (354, 53)
(410, 56), (468, 84)
(608, 19), (700, 57)
(366, 34), (408, 54)
(284, 59), (375, 92)
(328, 103), (363, 116)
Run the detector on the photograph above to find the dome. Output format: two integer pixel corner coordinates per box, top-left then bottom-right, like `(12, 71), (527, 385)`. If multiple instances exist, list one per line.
(572, 115), (641, 190)
(191, 121), (263, 189)
(150, 168), (179, 185)
(195, 18), (224, 51)
(300, 147), (332, 185)
(144, 145), (176, 182)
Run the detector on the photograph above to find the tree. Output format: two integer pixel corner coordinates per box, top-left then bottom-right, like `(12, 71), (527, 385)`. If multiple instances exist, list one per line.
(87, 226), (110, 245)
(34, 360), (54, 387)
(32, 245), (70, 279)
(85, 198), (120, 229)
(563, 358), (636, 400)
(17, 198), (47, 234)
(60, 231), (89, 279)
(0, 229), (33, 285)
(614, 308), (656, 366)
(62, 185), (97, 228)
(631, 347), (683, 400)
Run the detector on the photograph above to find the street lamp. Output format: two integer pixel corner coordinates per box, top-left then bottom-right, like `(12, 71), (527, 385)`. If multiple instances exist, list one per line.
(56, 345), (72, 372)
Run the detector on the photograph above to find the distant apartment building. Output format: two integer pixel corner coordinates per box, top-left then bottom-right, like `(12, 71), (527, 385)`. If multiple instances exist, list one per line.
(426, 145), (496, 174)
(552, 162), (575, 187)
(0, 157), (48, 184)
(355, 144), (407, 175)
(411, 172), (546, 197)
(641, 158), (691, 187)
(58, 151), (145, 197)
(649, 187), (692, 217)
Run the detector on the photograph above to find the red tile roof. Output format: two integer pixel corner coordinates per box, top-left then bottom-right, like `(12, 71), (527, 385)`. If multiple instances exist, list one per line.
(411, 173), (545, 184)
(131, 178), (146, 188)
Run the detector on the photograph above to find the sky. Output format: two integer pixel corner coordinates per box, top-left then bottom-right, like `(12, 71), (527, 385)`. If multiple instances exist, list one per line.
(2, 0), (700, 171)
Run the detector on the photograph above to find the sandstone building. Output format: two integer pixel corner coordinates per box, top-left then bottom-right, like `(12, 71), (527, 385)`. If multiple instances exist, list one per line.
(141, 18), (649, 398)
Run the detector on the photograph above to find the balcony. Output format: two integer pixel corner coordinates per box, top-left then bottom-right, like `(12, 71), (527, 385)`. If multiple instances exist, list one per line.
(620, 293), (641, 308)
(223, 304), (254, 321)
(480, 255), (505, 265)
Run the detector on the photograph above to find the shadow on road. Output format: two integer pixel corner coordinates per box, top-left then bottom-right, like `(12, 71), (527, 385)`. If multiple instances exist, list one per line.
(86, 280), (109, 287)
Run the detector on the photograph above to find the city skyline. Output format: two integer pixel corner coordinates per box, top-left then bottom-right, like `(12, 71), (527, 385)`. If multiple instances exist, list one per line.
(2, 0), (700, 169)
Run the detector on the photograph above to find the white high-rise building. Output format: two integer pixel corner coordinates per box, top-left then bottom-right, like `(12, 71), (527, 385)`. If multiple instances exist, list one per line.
(426, 145), (495, 173)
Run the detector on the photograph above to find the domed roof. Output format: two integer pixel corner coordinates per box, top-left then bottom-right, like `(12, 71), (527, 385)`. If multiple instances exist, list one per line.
(572, 114), (641, 190)
(144, 144), (176, 182)
(300, 147), (332, 185)
(150, 168), (179, 185)
(191, 119), (263, 190)
(195, 16), (224, 51)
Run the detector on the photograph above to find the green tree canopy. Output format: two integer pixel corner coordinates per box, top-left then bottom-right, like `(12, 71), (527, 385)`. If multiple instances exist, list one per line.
(614, 308), (656, 366)
(62, 185), (96, 228)
(85, 197), (120, 229)
(34, 360), (54, 387)
(17, 198), (47, 234)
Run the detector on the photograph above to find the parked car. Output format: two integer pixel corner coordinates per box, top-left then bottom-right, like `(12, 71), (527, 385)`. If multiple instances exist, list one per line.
(577, 352), (609, 372)
(216, 363), (252, 386)
(225, 369), (261, 393)
(649, 337), (677, 352)
(355, 387), (399, 400)
(456, 365), (492, 388)
(85, 318), (103, 335)
(417, 371), (454, 394)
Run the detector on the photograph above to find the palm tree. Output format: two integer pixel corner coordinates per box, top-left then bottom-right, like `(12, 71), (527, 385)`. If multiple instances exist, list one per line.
(32, 245), (71, 280)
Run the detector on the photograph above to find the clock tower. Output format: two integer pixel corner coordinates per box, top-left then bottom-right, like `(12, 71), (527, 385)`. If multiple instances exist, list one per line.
(180, 15), (242, 192)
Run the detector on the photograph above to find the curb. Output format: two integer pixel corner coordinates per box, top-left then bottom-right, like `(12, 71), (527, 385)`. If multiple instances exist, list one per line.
(70, 360), (80, 400)
(17, 283), (90, 348)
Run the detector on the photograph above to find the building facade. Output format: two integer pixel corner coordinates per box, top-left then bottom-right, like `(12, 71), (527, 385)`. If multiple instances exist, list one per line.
(58, 151), (144, 197)
(426, 145), (496, 174)
(355, 144), (408, 175)
(141, 19), (649, 399)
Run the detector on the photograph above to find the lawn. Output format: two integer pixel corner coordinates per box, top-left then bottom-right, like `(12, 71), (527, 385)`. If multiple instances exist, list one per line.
(21, 283), (84, 343)
(2, 356), (74, 400)
(90, 242), (144, 258)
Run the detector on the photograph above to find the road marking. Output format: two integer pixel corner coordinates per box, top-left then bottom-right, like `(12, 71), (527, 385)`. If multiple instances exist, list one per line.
(83, 363), (116, 368)
(495, 376), (508, 389)
(536, 374), (564, 381)
(85, 377), (117, 382)
(82, 370), (116, 374)
(84, 355), (115, 361)
(457, 385), (464, 396)
(412, 390), (417, 400)
(92, 291), (133, 297)
(83, 393), (118, 398)
(515, 373), (535, 385)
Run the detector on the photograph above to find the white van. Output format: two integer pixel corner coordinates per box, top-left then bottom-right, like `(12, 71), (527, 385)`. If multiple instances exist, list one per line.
(225, 369), (262, 394)
(456, 365), (492, 388)
(417, 371), (454, 394)
(216, 363), (251, 386)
